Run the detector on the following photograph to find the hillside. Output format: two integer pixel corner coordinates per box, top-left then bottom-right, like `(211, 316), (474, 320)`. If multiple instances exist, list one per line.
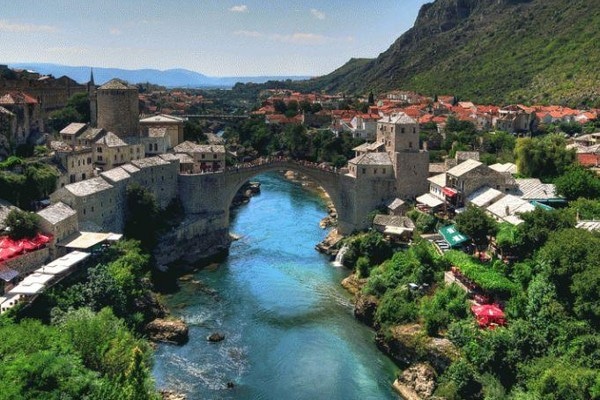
(303, 0), (600, 106)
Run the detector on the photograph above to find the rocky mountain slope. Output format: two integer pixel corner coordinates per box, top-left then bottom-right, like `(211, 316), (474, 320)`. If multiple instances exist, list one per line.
(302, 0), (600, 106)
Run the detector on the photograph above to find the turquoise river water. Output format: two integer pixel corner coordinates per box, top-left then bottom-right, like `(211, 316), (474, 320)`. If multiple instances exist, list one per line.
(152, 172), (400, 399)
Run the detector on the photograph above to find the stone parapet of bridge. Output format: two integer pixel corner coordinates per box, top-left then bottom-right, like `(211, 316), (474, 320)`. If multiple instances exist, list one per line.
(178, 158), (397, 235)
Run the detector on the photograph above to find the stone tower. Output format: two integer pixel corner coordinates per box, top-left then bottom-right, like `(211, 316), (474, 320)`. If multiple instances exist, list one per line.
(96, 78), (139, 136)
(88, 69), (97, 126)
(377, 113), (429, 198)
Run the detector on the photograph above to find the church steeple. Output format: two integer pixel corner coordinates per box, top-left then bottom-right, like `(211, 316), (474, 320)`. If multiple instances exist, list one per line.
(88, 68), (97, 127)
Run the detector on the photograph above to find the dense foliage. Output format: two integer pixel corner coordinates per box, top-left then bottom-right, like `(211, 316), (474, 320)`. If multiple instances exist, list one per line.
(454, 205), (498, 247)
(0, 162), (59, 209)
(350, 207), (600, 399)
(514, 134), (575, 180)
(4, 209), (40, 239)
(223, 117), (363, 166)
(0, 241), (159, 399)
(47, 92), (91, 133)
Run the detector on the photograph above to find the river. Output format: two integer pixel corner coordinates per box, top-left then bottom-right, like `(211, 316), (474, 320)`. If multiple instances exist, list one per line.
(152, 172), (400, 399)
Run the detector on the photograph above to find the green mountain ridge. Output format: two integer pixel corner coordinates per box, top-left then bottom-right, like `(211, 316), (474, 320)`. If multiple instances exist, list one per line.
(300, 0), (600, 106)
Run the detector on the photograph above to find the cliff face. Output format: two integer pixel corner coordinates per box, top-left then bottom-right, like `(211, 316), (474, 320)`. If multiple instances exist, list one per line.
(306, 0), (600, 106)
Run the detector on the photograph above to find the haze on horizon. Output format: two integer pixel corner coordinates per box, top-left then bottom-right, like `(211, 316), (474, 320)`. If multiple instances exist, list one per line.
(1, 0), (430, 77)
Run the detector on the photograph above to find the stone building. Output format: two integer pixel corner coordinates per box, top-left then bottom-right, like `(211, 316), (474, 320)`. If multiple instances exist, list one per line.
(36, 202), (78, 257)
(99, 166), (134, 232)
(0, 91), (43, 144)
(50, 141), (94, 188)
(441, 159), (517, 207)
(96, 79), (139, 136)
(141, 127), (171, 156)
(59, 122), (88, 146)
(347, 112), (429, 199)
(173, 141), (225, 173)
(128, 157), (179, 209)
(0, 65), (86, 114)
(76, 126), (105, 147)
(50, 177), (119, 232)
(139, 114), (184, 148)
(93, 131), (144, 171)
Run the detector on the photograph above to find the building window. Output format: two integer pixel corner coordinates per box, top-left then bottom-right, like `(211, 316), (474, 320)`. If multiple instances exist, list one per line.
(374, 169), (377, 174)
(201, 154), (205, 159)
(88, 157), (92, 164)
(362, 168), (366, 174)
(82, 173), (86, 180)
(98, 155), (103, 161)
(413, 127), (416, 133)
(97, 147), (102, 153)
(83, 208), (86, 215)
(383, 168), (386, 174)
(91, 206), (94, 212)
(213, 154), (217, 159)
(409, 142), (413, 148)
(401, 127), (405, 133)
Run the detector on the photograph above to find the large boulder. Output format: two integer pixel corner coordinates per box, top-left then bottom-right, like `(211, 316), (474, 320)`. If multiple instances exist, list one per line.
(354, 292), (379, 327)
(146, 318), (189, 345)
(394, 363), (437, 399)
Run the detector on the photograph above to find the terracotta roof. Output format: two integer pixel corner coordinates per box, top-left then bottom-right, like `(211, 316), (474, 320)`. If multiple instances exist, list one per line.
(0, 91), (38, 105)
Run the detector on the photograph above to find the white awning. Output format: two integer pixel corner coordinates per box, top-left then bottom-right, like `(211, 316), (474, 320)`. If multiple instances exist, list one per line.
(384, 226), (413, 236)
(416, 193), (444, 208)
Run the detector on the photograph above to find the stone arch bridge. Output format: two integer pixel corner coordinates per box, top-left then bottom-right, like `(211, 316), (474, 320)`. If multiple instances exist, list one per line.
(177, 159), (397, 235)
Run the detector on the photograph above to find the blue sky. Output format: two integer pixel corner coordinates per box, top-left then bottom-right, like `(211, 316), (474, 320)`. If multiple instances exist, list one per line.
(1, 0), (430, 76)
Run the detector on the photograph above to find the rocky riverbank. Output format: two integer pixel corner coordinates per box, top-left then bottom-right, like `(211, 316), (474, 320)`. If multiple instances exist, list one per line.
(344, 272), (460, 399)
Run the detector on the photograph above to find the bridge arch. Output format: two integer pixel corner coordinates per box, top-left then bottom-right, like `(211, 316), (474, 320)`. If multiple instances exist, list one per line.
(221, 160), (352, 234)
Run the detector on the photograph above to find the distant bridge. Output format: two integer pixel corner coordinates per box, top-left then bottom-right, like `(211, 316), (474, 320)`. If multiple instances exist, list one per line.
(183, 114), (251, 120)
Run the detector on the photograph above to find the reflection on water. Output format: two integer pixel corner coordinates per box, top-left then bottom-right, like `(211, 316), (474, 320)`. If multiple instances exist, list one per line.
(152, 173), (399, 399)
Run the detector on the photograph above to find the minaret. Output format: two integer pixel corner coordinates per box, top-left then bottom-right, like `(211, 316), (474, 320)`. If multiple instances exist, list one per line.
(88, 68), (97, 127)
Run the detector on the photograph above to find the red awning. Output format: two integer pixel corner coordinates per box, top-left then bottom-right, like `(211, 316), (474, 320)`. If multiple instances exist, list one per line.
(442, 187), (458, 197)
(471, 304), (506, 328)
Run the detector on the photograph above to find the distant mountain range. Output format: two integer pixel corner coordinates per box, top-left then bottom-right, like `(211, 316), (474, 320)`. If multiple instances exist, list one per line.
(7, 63), (310, 88)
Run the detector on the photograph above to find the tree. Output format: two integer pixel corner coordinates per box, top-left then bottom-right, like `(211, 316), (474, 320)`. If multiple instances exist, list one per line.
(183, 120), (207, 143)
(455, 205), (498, 247)
(517, 208), (575, 254)
(554, 166), (600, 200)
(4, 209), (39, 239)
(537, 228), (600, 327)
(514, 134), (575, 180)
(569, 198), (600, 220)
(124, 184), (159, 250)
